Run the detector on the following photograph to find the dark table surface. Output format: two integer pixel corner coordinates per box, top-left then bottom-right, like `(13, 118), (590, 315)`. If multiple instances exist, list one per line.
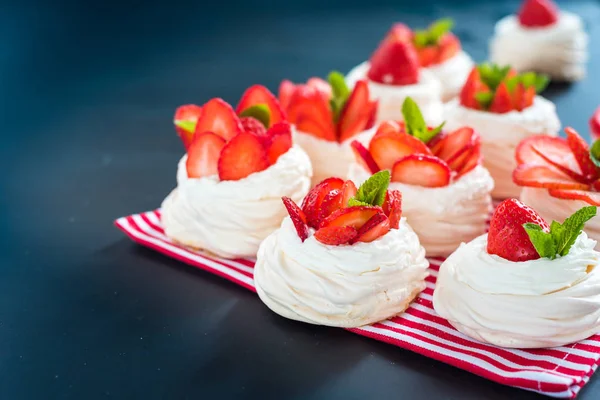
(2, 0), (600, 398)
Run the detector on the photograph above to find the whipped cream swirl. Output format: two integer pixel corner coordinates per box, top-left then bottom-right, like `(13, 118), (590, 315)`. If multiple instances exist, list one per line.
(254, 217), (429, 328)
(161, 145), (312, 258)
(433, 233), (600, 348)
(444, 97), (560, 199)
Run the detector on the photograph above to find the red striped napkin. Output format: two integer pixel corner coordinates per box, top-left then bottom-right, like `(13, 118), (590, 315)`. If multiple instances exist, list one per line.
(115, 209), (600, 398)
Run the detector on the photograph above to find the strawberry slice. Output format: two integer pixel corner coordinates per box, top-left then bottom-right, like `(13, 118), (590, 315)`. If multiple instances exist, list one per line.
(321, 206), (383, 229)
(446, 143), (476, 172)
(373, 120), (403, 140)
(513, 164), (591, 190)
(460, 67), (490, 110)
(590, 106), (600, 140)
(368, 40), (420, 85)
(287, 85), (336, 140)
(301, 178), (345, 229)
(195, 98), (243, 142)
(548, 189), (600, 206)
(217, 132), (269, 181)
(512, 83), (536, 111)
(515, 135), (581, 173)
(266, 121), (292, 165)
(314, 226), (358, 246)
(340, 180), (358, 207)
(437, 33), (461, 63)
(306, 77), (333, 101)
(351, 141), (381, 174)
(386, 23), (413, 43)
(417, 46), (439, 68)
(369, 133), (432, 170)
(318, 190), (343, 224)
(487, 198), (550, 262)
(431, 126), (479, 163)
(240, 116), (267, 138)
(530, 146), (590, 183)
(278, 80), (296, 110)
(296, 115), (336, 141)
(489, 82), (513, 114)
(282, 196), (309, 242)
(518, 0), (559, 28)
(174, 104), (203, 149)
(185, 132), (226, 178)
(382, 190), (402, 229)
(236, 85), (286, 127)
(338, 80), (373, 142)
(565, 127), (599, 181)
(350, 213), (391, 244)
(456, 146), (482, 179)
(391, 154), (452, 187)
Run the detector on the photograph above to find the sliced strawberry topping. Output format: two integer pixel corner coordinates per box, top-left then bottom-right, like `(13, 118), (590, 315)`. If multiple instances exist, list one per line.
(341, 180), (358, 205)
(194, 98), (243, 142)
(306, 77), (333, 101)
(417, 46), (439, 68)
(512, 83), (536, 111)
(548, 189), (600, 206)
(185, 132), (226, 178)
(391, 154), (451, 187)
(368, 40), (420, 85)
(287, 85), (336, 141)
(487, 198), (549, 262)
(385, 23), (413, 43)
(240, 116), (267, 138)
(456, 146), (482, 179)
(460, 67), (489, 110)
(217, 132), (269, 181)
(515, 135), (581, 173)
(318, 190), (343, 225)
(590, 106), (600, 140)
(382, 190), (402, 229)
(236, 85), (286, 127)
(351, 140), (380, 174)
(518, 0), (559, 28)
(431, 126), (480, 163)
(314, 226), (358, 245)
(437, 33), (461, 63)
(266, 121), (292, 165)
(338, 80), (374, 142)
(174, 104), (203, 149)
(489, 82), (513, 114)
(321, 206), (383, 229)
(369, 132), (432, 170)
(565, 127), (599, 181)
(278, 80), (295, 111)
(513, 164), (591, 190)
(350, 213), (391, 244)
(301, 178), (345, 229)
(530, 146), (590, 183)
(282, 197), (309, 242)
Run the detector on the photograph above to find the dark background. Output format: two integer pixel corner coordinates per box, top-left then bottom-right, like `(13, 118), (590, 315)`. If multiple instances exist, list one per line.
(2, 0), (599, 398)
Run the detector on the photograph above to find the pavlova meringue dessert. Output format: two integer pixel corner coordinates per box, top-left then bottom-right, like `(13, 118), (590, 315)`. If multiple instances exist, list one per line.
(279, 72), (378, 185)
(444, 62), (560, 198)
(515, 127), (600, 245)
(346, 23), (443, 124)
(254, 172), (429, 328)
(490, 0), (588, 82)
(348, 97), (494, 257)
(162, 85), (312, 258)
(434, 198), (600, 348)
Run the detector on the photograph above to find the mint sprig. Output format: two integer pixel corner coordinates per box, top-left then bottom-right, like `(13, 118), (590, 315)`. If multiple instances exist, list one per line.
(174, 119), (196, 133)
(401, 97), (445, 143)
(413, 18), (454, 48)
(505, 72), (550, 94)
(328, 71), (351, 123)
(348, 170), (390, 207)
(523, 206), (597, 259)
(477, 63), (512, 91)
(590, 140), (600, 168)
(239, 104), (271, 127)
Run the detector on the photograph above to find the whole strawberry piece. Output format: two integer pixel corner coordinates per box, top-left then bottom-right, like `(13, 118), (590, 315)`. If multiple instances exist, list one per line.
(240, 116), (267, 138)
(368, 40), (420, 85)
(487, 198), (549, 262)
(518, 0), (559, 28)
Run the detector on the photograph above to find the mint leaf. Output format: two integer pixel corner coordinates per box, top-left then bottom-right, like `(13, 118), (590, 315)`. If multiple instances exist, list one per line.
(553, 206), (597, 256)
(347, 198), (371, 207)
(504, 76), (520, 93)
(402, 97), (427, 136)
(413, 30), (429, 48)
(534, 74), (550, 93)
(174, 119), (196, 133)
(421, 121), (445, 143)
(355, 170), (390, 207)
(523, 223), (557, 259)
(328, 71), (350, 122)
(428, 18), (454, 43)
(477, 63), (511, 91)
(590, 140), (600, 168)
(474, 92), (494, 109)
(239, 104), (271, 127)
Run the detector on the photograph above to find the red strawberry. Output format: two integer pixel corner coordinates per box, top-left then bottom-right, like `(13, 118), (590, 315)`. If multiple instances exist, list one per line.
(590, 106), (600, 140)
(351, 140), (381, 174)
(530, 146), (589, 183)
(287, 85), (336, 140)
(240, 116), (267, 138)
(278, 80), (295, 110)
(301, 178), (345, 228)
(456, 146), (482, 179)
(236, 85), (286, 127)
(565, 127), (599, 181)
(321, 206), (383, 229)
(512, 83), (536, 111)
(382, 190), (402, 229)
(386, 23), (413, 43)
(369, 133), (432, 170)
(513, 164), (591, 190)
(338, 81), (374, 142)
(368, 40), (420, 85)
(296, 115), (336, 141)
(185, 132), (226, 178)
(515, 135), (581, 174)
(266, 121), (292, 165)
(548, 189), (600, 206)
(437, 33), (461, 63)
(306, 77), (332, 101)
(391, 154), (451, 187)
(350, 213), (391, 244)
(431, 126), (480, 163)
(518, 0), (559, 28)
(314, 226), (358, 245)
(217, 132), (269, 181)
(489, 82), (513, 114)
(174, 104), (203, 149)
(318, 190), (343, 224)
(487, 198), (549, 262)
(417, 46), (439, 68)
(446, 143), (476, 172)
(195, 98), (243, 141)
(282, 197), (309, 241)
(340, 180), (358, 207)
(460, 67), (490, 110)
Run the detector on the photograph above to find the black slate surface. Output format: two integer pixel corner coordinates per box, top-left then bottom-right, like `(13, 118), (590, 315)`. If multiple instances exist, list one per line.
(2, 0), (600, 398)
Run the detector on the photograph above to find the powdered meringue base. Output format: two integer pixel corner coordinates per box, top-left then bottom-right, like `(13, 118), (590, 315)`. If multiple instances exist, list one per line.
(254, 217), (429, 328)
(348, 164), (494, 257)
(424, 51), (474, 102)
(293, 126), (376, 185)
(161, 146), (312, 259)
(444, 97), (561, 199)
(346, 62), (444, 125)
(433, 233), (600, 348)
(521, 187), (600, 248)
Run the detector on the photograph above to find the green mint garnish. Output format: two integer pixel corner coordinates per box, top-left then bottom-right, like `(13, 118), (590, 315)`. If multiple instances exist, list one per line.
(174, 119), (196, 133)
(328, 71), (351, 123)
(349, 170), (390, 207)
(477, 63), (512, 91)
(523, 206), (597, 259)
(474, 92), (494, 109)
(413, 18), (454, 48)
(590, 140), (600, 168)
(239, 104), (271, 127)
(401, 97), (444, 143)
